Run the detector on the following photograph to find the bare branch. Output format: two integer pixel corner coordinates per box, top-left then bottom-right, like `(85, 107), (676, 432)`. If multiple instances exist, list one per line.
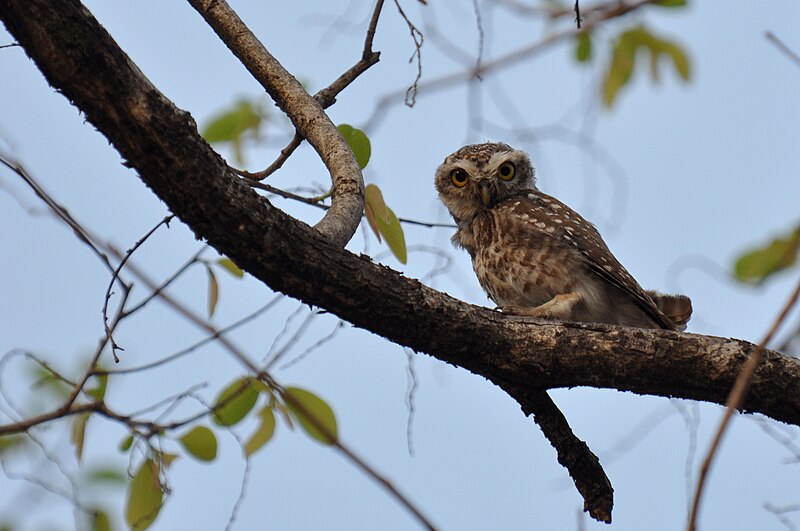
(236, 0), (384, 181)
(393, 0), (425, 106)
(766, 31), (800, 68)
(101, 215), (174, 360)
(249, 180), (456, 228)
(365, 0), (662, 131)
(0, 151), (116, 276)
(187, 0), (364, 247)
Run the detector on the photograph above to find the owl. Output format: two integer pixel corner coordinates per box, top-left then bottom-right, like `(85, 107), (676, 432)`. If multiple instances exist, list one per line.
(435, 142), (692, 331)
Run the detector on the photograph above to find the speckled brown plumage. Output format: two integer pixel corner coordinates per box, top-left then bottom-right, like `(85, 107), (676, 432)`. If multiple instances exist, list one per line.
(435, 142), (692, 330)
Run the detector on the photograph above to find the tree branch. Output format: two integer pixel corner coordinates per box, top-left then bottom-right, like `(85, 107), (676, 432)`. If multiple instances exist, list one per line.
(186, 0), (364, 247)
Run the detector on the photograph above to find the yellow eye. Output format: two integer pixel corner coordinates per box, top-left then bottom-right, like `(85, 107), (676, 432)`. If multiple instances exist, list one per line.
(451, 168), (469, 187)
(498, 161), (516, 181)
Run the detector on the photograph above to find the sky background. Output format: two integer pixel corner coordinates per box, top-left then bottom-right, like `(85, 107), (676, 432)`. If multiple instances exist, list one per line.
(1, 1), (800, 530)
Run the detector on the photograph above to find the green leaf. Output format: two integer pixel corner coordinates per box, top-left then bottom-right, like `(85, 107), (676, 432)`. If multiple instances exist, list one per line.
(119, 435), (134, 452)
(87, 374), (108, 401)
(654, 0), (687, 6)
(244, 406), (276, 456)
(602, 26), (690, 108)
(364, 183), (389, 242)
(363, 184), (407, 263)
(376, 206), (407, 264)
(71, 412), (89, 463)
(179, 426), (218, 462)
(202, 99), (264, 165)
(337, 124), (371, 169)
(602, 28), (640, 108)
(91, 509), (112, 531)
(212, 378), (260, 427)
(216, 257), (244, 278)
(661, 41), (691, 80)
(734, 227), (800, 284)
(156, 451), (179, 468)
(575, 32), (592, 63)
(0, 435), (26, 454)
(85, 467), (127, 485)
(284, 387), (338, 445)
(28, 361), (70, 399)
(125, 459), (163, 531)
(251, 378), (274, 396)
(206, 266), (219, 319)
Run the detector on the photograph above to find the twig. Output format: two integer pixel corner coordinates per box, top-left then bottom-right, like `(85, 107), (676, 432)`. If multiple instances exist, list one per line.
(103, 245), (437, 530)
(764, 502), (800, 531)
(393, 0), (425, 106)
(0, 152), (116, 277)
(101, 215), (174, 361)
(0, 42), (19, 49)
(250, 180), (456, 228)
(123, 248), (206, 317)
(471, 0), (485, 78)
(687, 276), (800, 531)
(766, 32), (800, 68)
(188, 0), (364, 247)
(364, 0), (662, 131)
(236, 0), (385, 180)
(96, 296), (283, 376)
(363, 0), (386, 57)
(0, 155), (134, 403)
(279, 320), (346, 369)
(574, 0), (582, 28)
(263, 374), (437, 530)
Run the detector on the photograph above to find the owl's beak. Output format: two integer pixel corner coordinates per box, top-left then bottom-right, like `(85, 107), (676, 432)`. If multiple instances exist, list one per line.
(479, 182), (492, 207)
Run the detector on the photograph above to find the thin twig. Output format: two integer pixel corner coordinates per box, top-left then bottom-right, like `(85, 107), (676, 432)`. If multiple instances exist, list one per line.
(0, 152), (116, 276)
(263, 375), (436, 530)
(574, 0), (582, 28)
(687, 276), (800, 531)
(101, 215), (175, 360)
(0, 42), (20, 49)
(471, 0), (485, 78)
(766, 32), (800, 68)
(363, 0), (386, 57)
(103, 245), (437, 530)
(250, 180), (455, 228)
(279, 320), (346, 369)
(96, 296), (282, 376)
(364, 0), (662, 131)
(123, 248), (206, 317)
(236, 0), (385, 180)
(393, 0), (424, 106)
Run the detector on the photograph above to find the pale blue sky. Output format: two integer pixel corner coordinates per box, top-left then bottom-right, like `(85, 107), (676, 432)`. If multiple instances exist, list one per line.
(2, 1), (800, 530)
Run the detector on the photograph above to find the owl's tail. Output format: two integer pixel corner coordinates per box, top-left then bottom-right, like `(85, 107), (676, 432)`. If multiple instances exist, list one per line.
(647, 291), (693, 331)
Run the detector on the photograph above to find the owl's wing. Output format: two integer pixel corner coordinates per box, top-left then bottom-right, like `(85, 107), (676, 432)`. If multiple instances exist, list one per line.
(509, 191), (676, 330)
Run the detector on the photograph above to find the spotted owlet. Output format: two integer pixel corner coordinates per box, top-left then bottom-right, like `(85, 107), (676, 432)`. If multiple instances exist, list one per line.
(435, 142), (692, 330)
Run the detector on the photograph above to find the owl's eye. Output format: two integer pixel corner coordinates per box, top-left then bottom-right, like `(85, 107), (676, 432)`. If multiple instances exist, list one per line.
(498, 161), (516, 181)
(451, 168), (469, 187)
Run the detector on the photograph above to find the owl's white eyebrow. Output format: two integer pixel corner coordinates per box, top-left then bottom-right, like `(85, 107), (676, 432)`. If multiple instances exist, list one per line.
(450, 160), (480, 175)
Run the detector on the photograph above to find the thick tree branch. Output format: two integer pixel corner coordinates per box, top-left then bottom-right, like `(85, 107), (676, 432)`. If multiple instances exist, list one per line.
(4, 0), (800, 523)
(186, 0), (364, 247)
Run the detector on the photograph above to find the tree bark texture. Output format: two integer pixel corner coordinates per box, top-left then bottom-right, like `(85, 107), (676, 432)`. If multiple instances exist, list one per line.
(2, 0), (800, 523)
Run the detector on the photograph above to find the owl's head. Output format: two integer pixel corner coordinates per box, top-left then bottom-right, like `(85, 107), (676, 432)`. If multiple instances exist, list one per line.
(435, 142), (536, 223)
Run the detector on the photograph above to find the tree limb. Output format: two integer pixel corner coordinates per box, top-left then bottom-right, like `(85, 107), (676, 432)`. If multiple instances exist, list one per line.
(186, 0), (365, 247)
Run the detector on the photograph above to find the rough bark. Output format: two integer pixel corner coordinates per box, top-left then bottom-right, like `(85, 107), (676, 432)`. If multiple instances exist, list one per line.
(3, 0), (800, 523)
